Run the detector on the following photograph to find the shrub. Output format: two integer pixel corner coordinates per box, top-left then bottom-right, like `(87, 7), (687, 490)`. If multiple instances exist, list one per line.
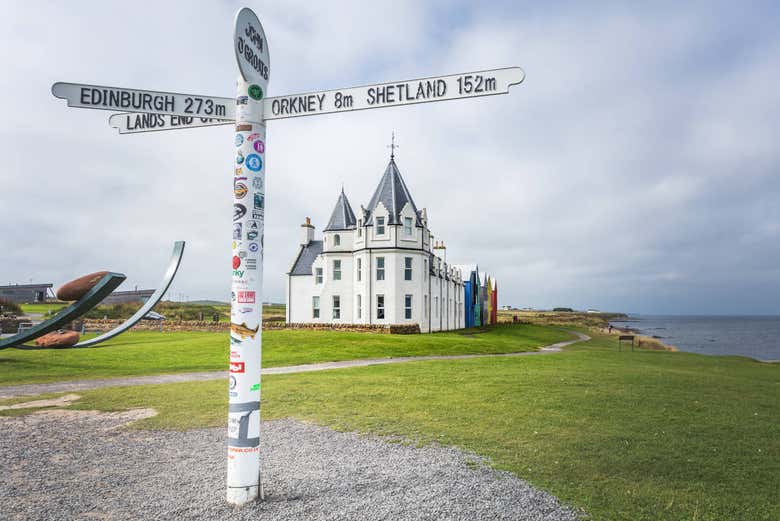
(0, 298), (23, 315)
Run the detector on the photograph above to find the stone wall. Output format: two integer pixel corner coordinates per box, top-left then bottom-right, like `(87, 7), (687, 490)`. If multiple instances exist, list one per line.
(83, 319), (227, 333)
(276, 323), (420, 334)
(82, 319), (421, 335)
(0, 316), (25, 334)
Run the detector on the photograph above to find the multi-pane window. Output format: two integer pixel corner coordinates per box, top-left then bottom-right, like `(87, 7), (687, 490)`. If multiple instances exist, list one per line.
(315, 267), (323, 284)
(376, 294), (385, 319)
(357, 258), (362, 281)
(424, 295), (428, 318)
(404, 257), (413, 281)
(332, 295), (341, 319)
(333, 259), (341, 280)
(404, 294), (412, 319)
(334, 234), (340, 246)
(312, 296), (320, 319)
(404, 217), (413, 236)
(376, 216), (385, 235)
(357, 294), (362, 319)
(376, 257), (385, 280)
(358, 220), (362, 237)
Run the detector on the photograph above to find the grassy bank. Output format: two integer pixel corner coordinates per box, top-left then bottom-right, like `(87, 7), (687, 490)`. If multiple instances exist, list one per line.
(500, 310), (678, 351)
(0, 324), (572, 386)
(497, 309), (626, 328)
(44, 331), (779, 521)
(18, 302), (67, 315)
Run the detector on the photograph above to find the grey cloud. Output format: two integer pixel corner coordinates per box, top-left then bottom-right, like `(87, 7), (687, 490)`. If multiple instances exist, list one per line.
(0, 1), (778, 314)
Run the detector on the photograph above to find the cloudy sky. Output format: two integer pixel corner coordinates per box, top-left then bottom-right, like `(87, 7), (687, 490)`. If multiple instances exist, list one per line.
(1, 1), (778, 314)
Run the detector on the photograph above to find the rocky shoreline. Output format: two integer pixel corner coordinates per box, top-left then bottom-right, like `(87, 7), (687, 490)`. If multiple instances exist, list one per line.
(605, 323), (678, 352)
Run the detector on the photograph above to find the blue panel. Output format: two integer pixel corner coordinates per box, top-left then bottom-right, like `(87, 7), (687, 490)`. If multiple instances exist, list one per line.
(464, 281), (473, 328)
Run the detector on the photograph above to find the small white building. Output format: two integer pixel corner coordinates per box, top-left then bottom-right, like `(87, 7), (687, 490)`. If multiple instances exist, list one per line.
(286, 156), (466, 332)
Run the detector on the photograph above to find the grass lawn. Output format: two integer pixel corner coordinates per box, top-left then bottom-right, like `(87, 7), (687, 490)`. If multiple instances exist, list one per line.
(0, 324), (571, 386)
(40, 331), (779, 521)
(18, 303), (67, 315)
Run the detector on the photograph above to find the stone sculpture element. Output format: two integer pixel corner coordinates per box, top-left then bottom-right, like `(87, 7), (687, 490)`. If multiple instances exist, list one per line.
(74, 241), (185, 347)
(57, 271), (110, 301)
(35, 330), (80, 348)
(0, 241), (185, 350)
(0, 273), (126, 349)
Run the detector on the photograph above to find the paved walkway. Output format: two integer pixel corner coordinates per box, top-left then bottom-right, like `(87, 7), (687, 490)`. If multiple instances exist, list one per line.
(0, 331), (589, 398)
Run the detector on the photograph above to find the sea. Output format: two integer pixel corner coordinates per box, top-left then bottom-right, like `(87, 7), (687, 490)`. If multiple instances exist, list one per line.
(609, 315), (780, 362)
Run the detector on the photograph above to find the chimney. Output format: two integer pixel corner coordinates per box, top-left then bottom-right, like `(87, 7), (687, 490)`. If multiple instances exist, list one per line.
(301, 217), (314, 245)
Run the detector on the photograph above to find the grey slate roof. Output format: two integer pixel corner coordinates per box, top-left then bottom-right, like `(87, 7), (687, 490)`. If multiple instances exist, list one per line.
(290, 240), (323, 275)
(364, 158), (421, 226)
(324, 189), (357, 231)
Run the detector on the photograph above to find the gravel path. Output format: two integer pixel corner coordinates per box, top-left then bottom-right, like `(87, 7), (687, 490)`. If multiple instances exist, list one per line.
(0, 411), (581, 520)
(0, 331), (589, 399)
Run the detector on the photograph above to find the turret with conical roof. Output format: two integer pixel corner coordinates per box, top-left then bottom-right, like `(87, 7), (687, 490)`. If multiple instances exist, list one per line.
(324, 188), (357, 231)
(363, 158), (421, 226)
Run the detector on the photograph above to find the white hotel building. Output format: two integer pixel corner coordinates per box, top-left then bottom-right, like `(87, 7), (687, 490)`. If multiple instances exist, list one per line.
(285, 156), (466, 332)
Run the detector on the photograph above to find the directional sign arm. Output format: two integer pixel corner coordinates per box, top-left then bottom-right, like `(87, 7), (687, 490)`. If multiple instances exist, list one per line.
(52, 82), (236, 120)
(263, 66), (525, 120)
(103, 66), (525, 134)
(108, 113), (232, 134)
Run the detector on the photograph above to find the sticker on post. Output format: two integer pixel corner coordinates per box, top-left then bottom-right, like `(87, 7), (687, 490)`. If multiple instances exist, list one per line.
(245, 154), (262, 172)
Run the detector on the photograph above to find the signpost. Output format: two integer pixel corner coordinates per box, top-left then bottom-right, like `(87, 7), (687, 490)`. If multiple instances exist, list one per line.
(51, 5), (524, 508)
(226, 6), (270, 506)
(107, 67), (524, 134)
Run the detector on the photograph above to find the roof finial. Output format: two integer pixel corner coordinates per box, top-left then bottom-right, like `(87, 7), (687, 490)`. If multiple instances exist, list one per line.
(387, 131), (399, 160)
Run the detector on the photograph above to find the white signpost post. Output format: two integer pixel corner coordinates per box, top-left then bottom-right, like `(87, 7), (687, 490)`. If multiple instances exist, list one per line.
(226, 6), (269, 506)
(51, 5), (524, 508)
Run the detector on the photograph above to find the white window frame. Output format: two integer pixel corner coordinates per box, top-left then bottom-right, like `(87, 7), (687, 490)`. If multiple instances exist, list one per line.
(376, 216), (385, 235)
(376, 257), (385, 281)
(358, 219), (362, 237)
(377, 294), (385, 320)
(333, 259), (341, 281)
(404, 294), (412, 320)
(332, 295), (341, 319)
(404, 257), (413, 281)
(403, 216), (413, 236)
(334, 234), (340, 246)
(357, 258), (362, 281)
(315, 267), (323, 284)
(357, 294), (362, 319)
(312, 296), (320, 319)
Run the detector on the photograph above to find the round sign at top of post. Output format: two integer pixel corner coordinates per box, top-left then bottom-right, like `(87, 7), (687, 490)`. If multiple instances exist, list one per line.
(234, 7), (270, 91)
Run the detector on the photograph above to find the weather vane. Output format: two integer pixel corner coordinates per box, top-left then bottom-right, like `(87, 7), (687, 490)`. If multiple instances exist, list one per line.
(388, 131), (399, 159)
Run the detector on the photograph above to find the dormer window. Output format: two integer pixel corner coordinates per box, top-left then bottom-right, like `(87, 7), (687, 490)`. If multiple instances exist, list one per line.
(334, 234), (341, 246)
(358, 219), (362, 237)
(403, 217), (413, 236)
(376, 216), (385, 235)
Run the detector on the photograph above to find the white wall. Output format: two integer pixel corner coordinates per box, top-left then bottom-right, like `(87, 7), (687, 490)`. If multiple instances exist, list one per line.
(286, 208), (468, 333)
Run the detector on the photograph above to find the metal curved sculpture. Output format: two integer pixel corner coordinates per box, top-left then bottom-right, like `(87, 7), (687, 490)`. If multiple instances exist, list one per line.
(74, 241), (185, 347)
(0, 273), (127, 349)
